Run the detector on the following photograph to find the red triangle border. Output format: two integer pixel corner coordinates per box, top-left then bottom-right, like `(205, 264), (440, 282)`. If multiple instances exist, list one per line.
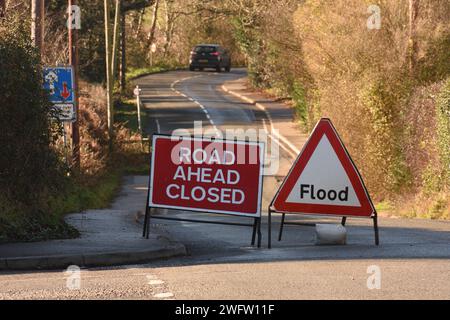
(272, 118), (375, 217)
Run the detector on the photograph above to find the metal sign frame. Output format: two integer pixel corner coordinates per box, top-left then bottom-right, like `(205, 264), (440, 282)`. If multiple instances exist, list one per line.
(267, 118), (379, 248)
(143, 134), (265, 248)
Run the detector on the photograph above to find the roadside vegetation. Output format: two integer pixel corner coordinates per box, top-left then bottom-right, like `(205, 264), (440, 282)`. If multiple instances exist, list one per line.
(0, 0), (448, 244)
(181, 0), (449, 219)
(132, 0), (449, 219)
(0, 6), (145, 242)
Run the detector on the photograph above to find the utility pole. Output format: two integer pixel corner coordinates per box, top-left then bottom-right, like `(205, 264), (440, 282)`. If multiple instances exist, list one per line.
(111, 0), (121, 82)
(31, 0), (44, 56)
(119, 11), (126, 92)
(104, 0), (114, 141)
(408, 0), (419, 76)
(69, 0), (80, 169)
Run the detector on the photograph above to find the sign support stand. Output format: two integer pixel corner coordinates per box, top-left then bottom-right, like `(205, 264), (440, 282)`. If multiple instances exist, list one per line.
(62, 123), (70, 169)
(143, 208), (262, 247)
(267, 118), (380, 249)
(270, 209), (380, 248)
(142, 134), (264, 248)
(373, 212), (379, 245)
(268, 206), (272, 249)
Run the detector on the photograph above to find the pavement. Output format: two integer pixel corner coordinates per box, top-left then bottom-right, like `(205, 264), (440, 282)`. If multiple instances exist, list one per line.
(0, 176), (186, 270)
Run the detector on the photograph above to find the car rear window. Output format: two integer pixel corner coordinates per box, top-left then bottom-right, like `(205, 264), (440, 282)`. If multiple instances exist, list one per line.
(194, 46), (217, 53)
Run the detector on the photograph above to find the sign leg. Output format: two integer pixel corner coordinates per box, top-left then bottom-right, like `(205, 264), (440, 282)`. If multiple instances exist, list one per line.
(145, 208), (151, 239)
(373, 215), (379, 246)
(144, 160), (152, 238)
(278, 213), (286, 241)
(341, 217), (347, 226)
(251, 218), (257, 246)
(142, 206), (149, 237)
(268, 207), (272, 249)
(257, 217), (262, 248)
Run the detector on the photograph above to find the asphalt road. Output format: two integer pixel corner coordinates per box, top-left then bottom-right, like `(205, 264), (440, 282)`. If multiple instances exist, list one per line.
(1, 69), (449, 300)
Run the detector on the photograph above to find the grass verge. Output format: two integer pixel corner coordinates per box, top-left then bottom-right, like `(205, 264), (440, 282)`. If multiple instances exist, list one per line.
(126, 63), (184, 82)
(0, 170), (123, 243)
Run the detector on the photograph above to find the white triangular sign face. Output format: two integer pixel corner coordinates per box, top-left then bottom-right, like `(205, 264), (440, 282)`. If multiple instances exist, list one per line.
(272, 118), (375, 217)
(285, 135), (360, 206)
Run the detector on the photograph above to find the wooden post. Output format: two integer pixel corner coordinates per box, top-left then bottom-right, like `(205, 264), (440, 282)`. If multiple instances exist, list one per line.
(111, 0), (121, 82)
(31, 0), (44, 56)
(68, 0), (81, 170)
(0, 0), (6, 18)
(104, 0), (113, 140)
(119, 11), (126, 92)
(147, 0), (159, 59)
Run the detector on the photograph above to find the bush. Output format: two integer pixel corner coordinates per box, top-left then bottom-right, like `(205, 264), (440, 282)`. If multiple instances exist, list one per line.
(0, 18), (74, 241)
(0, 20), (66, 208)
(436, 77), (450, 187)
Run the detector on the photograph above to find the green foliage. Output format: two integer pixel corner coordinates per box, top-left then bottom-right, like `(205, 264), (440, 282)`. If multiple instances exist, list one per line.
(361, 79), (412, 196)
(231, 16), (265, 87)
(419, 78), (450, 196)
(418, 32), (450, 83)
(126, 63), (182, 81)
(0, 19), (71, 241)
(0, 171), (124, 243)
(0, 20), (65, 206)
(290, 81), (308, 126)
(436, 77), (450, 187)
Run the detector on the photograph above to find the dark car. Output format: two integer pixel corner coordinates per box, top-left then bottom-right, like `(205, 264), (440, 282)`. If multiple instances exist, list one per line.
(189, 44), (231, 72)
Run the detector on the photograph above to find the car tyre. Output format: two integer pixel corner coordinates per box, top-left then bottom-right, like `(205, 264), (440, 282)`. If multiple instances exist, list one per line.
(216, 65), (222, 73)
(189, 65), (195, 71)
(225, 65), (231, 72)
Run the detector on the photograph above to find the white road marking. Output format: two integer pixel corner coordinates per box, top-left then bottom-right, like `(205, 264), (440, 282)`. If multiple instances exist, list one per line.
(148, 279), (164, 285)
(221, 84), (300, 158)
(262, 119), (297, 159)
(171, 76), (220, 135)
(146, 274), (175, 299)
(153, 292), (174, 299)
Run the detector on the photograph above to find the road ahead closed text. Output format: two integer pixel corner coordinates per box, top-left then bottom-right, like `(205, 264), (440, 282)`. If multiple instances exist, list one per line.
(149, 136), (264, 217)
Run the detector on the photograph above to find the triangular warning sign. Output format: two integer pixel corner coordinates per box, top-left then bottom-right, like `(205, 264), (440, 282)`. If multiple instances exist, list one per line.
(272, 118), (375, 217)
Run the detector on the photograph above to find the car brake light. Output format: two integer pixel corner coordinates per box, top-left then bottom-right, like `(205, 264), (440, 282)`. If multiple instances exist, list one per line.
(210, 52), (220, 56)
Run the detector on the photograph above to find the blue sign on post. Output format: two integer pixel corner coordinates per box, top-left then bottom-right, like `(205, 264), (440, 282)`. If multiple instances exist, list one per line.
(43, 67), (75, 103)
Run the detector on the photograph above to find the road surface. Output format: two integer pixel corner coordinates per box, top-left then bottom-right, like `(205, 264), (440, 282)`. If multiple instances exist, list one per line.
(0, 69), (449, 300)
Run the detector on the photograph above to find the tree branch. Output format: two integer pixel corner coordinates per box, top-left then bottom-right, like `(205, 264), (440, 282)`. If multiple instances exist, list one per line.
(122, 0), (155, 12)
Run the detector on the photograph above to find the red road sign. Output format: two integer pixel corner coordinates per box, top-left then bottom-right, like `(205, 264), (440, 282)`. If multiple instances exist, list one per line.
(149, 135), (264, 217)
(272, 118), (374, 217)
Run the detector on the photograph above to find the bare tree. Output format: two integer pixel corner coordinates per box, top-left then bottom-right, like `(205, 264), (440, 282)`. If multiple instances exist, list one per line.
(111, 0), (121, 81)
(162, 0), (175, 56)
(132, 8), (145, 38)
(408, 0), (420, 75)
(104, 0), (113, 137)
(146, 0), (160, 47)
(0, 0), (5, 18)
(31, 0), (44, 56)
